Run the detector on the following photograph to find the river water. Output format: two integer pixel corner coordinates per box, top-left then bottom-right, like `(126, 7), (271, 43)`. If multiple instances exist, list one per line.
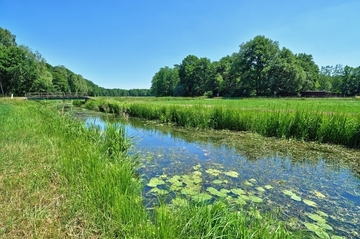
(82, 114), (360, 238)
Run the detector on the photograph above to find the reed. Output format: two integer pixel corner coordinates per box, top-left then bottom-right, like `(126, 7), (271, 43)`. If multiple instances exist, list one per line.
(83, 98), (360, 149)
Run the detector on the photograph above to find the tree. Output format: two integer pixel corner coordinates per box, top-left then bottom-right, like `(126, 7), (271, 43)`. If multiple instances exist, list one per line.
(269, 48), (306, 96)
(232, 35), (280, 96)
(151, 66), (179, 96)
(295, 53), (319, 91)
(0, 27), (16, 47)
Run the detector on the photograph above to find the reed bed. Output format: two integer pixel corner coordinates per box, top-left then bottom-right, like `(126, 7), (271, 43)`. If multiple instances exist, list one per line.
(84, 98), (360, 149)
(0, 99), (297, 238)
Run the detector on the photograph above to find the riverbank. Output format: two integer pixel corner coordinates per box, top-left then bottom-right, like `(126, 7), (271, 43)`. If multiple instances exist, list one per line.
(83, 97), (360, 149)
(0, 99), (297, 238)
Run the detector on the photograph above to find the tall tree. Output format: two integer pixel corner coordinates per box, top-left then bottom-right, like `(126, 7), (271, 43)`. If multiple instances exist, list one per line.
(232, 35), (280, 96)
(269, 48), (306, 96)
(295, 53), (319, 91)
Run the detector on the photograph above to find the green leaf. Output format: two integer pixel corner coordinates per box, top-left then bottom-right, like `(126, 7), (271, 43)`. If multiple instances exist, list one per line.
(147, 177), (165, 187)
(303, 199), (317, 207)
(256, 187), (265, 192)
(291, 194), (302, 201)
(282, 190), (295, 197)
(264, 185), (273, 189)
(224, 170), (239, 178)
(206, 168), (222, 176)
(192, 193), (212, 202)
(307, 213), (326, 223)
(231, 188), (246, 195)
(248, 195), (263, 203)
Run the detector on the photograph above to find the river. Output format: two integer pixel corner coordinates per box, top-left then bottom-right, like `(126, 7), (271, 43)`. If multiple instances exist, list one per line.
(80, 112), (360, 238)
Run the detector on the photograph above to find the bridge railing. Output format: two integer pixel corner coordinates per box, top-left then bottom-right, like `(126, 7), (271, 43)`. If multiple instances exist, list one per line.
(25, 92), (89, 99)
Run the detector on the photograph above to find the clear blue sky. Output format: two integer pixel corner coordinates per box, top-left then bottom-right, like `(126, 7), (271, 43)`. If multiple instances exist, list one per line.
(1, 0), (359, 89)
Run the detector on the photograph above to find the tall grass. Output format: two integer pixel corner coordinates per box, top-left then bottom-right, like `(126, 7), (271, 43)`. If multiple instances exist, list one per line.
(1, 99), (298, 238)
(83, 99), (360, 149)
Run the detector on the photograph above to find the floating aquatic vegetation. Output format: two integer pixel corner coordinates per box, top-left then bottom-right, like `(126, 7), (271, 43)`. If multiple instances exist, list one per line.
(149, 187), (168, 195)
(264, 185), (273, 189)
(193, 164), (201, 170)
(282, 190), (295, 197)
(224, 170), (239, 178)
(192, 193), (212, 202)
(307, 213), (326, 223)
(304, 223), (330, 239)
(249, 178), (257, 183)
(234, 198), (247, 205)
(243, 180), (253, 187)
(239, 194), (250, 201)
(314, 190), (326, 198)
(303, 199), (317, 207)
(205, 168), (222, 176)
(213, 179), (223, 185)
(316, 222), (333, 231)
(231, 188), (246, 195)
(256, 187), (265, 192)
(317, 210), (328, 218)
(147, 177), (166, 187)
(291, 194), (302, 202)
(206, 187), (228, 197)
(248, 195), (263, 203)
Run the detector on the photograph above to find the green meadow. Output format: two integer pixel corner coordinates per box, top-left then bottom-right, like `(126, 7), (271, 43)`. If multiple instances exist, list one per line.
(83, 97), (360, 149)
(1, 99), (300, 238)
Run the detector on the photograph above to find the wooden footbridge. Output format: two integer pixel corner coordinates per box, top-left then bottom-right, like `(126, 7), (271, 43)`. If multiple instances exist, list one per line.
(25, 92), (92, 101)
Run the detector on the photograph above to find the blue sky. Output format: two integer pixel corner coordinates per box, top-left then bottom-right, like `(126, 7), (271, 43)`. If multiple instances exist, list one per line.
(1, 0), (359, 89)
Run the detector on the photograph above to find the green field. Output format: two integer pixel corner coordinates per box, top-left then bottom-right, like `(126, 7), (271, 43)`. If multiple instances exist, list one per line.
(83, 97), (360, 149)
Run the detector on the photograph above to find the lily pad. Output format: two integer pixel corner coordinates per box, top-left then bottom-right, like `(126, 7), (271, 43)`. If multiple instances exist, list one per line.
(291, 194), (302, 202)
(181, 187), (198, 196)
(206, 168), (222, 176)
(307, 213), (326, 223)
(282, 190), (295, 197)
(213, 179), (223, 185)
(234, 198), (247, 205)
(249, 178), (257, 183)
(317, 211), (329, 218)
(243, 180), (253, 187)
(149, 187), (168, 195)
(231, 188), (247, 195)
(206, 187), (227, 197)
(167, 175), (181, 184)
(303, 199), (317, 207)
(192, 193), (212, 202)
(224, 170), (239, 178)
(256, 187), (265, 192)
(316, 223), (333, 231)
(147, 178), (165, 187)
(264, 185), (273, 189)
(248, 195), (263, 203)
(304, 223), (330, 239)
(314, 190), (326, 198)
(239, 194), (250, 201)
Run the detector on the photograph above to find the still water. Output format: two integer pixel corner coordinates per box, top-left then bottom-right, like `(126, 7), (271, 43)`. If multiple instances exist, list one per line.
(84, 115), (360, 238)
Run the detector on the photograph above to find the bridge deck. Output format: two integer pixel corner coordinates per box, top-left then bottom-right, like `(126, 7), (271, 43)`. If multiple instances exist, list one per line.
(25, 92), (91, 101)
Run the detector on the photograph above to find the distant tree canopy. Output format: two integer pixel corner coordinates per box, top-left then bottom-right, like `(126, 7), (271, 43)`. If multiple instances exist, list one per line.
(0, 27), (152, 97)
(151, 35), (360, 97)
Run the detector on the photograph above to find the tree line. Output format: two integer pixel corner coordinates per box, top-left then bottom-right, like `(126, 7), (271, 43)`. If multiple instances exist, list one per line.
(0, 27), (151, 97)
(151, 35), (360, 97)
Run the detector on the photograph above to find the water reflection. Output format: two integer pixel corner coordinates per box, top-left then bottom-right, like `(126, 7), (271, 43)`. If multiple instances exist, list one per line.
(85, 115), (360, 238)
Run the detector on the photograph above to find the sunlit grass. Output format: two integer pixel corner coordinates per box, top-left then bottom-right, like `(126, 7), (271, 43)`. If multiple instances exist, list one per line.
(0, 99), (299, 238)
(83, 97), (360, 149)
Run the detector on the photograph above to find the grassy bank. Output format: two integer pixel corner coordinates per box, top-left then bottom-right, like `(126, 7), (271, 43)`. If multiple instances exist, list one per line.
(83, 97), (360, 149)
(0, 99), (297, 238)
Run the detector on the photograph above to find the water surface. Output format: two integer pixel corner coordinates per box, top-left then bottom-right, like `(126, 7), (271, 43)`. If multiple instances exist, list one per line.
(84, 115), (360, 238)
